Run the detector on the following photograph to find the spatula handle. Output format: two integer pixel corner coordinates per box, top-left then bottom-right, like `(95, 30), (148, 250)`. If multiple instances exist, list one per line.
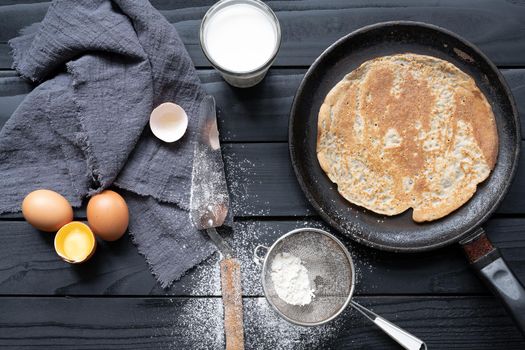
(220, 258), (245, 350)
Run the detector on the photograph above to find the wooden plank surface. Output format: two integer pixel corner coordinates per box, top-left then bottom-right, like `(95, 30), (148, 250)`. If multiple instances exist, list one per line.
(2, 68), (525, 143)
(222, 143), (525, 216)
(1, 68), (524, 218)
(0, 218), (523, 296)
(1, 141), (524, 219)
(1, 1), (525, 68)
(0, 295), (523, 349)
(1, 1), (525, 349)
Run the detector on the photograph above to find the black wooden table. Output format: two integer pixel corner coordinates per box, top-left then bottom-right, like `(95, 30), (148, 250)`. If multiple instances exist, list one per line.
(1, 1), (525, 349)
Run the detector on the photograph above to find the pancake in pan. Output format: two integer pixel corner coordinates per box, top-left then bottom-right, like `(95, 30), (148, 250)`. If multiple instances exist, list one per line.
(317, 53), (498, 222)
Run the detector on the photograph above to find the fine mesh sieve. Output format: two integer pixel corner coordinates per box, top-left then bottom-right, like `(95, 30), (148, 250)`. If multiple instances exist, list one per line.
(254, 228), (355, 326)
(254, 228), (427, 349)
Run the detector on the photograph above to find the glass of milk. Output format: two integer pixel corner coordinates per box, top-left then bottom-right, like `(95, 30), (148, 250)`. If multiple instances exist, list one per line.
(200, 0), (281, 88)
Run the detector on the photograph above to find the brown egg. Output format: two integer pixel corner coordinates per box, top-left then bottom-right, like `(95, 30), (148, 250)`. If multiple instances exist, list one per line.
(87, 190), (129, 241)
(22, 189), (74, 232)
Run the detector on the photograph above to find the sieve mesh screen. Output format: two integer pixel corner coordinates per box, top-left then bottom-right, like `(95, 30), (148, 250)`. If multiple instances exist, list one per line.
(262, 229), (354, 325)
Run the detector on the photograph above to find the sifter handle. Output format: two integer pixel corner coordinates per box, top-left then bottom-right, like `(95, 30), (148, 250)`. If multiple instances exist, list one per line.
(253, 245), (269, 265)
(351, 301), (426, 350)
(220, 258), (245, 350)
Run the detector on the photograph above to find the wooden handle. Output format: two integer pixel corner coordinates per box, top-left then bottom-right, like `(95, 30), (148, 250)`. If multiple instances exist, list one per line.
(220, 258), (245, 350)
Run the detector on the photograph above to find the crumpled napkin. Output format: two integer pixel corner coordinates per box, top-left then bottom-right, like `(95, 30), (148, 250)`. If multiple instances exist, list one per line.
(0, 0), (218, 287)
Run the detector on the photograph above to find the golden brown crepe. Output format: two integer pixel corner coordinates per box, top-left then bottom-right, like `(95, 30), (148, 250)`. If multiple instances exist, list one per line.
(317, 54), (498, 222)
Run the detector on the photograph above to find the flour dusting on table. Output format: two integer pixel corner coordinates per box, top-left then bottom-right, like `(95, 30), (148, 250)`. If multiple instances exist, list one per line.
(244, 298), (346, 350)
(271, 252), (315, 306)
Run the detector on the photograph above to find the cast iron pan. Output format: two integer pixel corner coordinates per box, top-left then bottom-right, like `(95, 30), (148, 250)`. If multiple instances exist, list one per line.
(289, 21), (525, 334)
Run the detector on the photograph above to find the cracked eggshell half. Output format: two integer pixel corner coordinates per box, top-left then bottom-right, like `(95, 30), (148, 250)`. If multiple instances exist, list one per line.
(149, 102), (188, 143)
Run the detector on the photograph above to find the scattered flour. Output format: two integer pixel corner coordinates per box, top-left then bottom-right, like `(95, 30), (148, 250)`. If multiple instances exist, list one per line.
(157, 298), (224, 350)
(158, 297), (348, 350)
(155, 219), (371, 349)
(224, 149), (270, 217)
(244, 298), (349, 350)
(270, 252), (315, 306)
(177, 219), (375, 297)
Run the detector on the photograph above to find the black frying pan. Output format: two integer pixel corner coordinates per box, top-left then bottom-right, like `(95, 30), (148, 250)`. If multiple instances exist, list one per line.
(289, 21), (525, 334)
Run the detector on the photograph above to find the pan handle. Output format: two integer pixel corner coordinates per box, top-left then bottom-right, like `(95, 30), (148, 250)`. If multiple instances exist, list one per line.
(461, 227), (525, 336)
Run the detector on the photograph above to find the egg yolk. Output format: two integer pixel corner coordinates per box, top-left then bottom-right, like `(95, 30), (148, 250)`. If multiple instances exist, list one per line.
(63, 228), (92, 261)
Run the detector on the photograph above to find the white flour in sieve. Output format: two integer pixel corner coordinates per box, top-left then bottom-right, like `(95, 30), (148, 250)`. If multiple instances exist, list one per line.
(270, 252), (315, 306)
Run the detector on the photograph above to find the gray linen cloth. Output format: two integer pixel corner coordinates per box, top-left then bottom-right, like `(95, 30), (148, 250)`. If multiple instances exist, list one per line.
(0, 0), (217, 287)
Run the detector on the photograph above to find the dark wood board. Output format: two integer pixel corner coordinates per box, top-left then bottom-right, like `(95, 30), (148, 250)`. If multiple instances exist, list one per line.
(1, 1), (525, 349)
(0, 295), (523, 349)
(1, 141), (525, 218)
(2, 141), (525, 219)
(1, 68), (525, 216)
(2, 1), (525, 68)
(221, 142), (525, 216)
(0, 218), (523, 296)
(1, 69), (525, 143)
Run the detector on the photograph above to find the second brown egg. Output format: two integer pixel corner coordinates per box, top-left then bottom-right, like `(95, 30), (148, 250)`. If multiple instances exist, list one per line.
(87, 190), (129, 241)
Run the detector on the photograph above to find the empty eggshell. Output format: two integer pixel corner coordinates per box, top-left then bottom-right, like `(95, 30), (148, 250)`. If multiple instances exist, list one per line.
(149, 102), (188, 143)
(87, 190), (129, 241)
(22, 189), (74, 232)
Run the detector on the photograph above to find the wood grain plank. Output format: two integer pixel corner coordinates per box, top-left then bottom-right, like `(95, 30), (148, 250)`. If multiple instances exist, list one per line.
(222, 142), (525, 217)
(0, 2), (48, 42)
(0, 295), (523, 349)
(1, 141), (525, 219)
(223, 143), (313, 217)
(0, 45), (12, 70)
(2, 68), (524, 217)
(2, 1), (525, 68)
(0, 218), (523, 296)
(1, 69), (524, 142)
(0, 0), (48, 4)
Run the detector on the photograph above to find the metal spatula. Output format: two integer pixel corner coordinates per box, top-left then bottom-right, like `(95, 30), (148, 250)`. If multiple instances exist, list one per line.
(190, 96), (244, 350)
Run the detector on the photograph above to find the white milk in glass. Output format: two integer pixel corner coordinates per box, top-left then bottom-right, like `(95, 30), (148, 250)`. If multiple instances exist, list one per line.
(201, 0), (281, 87)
